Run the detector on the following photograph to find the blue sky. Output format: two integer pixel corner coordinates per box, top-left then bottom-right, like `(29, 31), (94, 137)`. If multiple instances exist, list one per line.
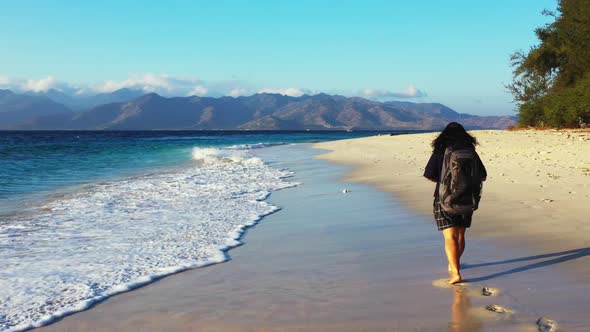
(0, 0), (556, 115)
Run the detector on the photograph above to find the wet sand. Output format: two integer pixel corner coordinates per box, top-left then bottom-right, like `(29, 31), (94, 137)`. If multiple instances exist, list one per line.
(38, 143), (589, 331)
(315, 130), (590, 330)
(314, 130), (590, 257)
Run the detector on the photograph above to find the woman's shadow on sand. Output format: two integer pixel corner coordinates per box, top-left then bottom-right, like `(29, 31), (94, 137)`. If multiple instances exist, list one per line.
(462, 247), (590, 282)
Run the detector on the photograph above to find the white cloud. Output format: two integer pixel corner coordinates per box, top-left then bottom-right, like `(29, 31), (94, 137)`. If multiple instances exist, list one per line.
(0, 75), (77, 93)
(257, 87), (307, 97)
(24, 76), (60, 92)
(94, 73), (204, 96)
(361, 84), (426, 99)
(187, 85), (208, 96)
(0, 74), (236, 97)
(0, 74), (318, 99)
(0, 75), (13, 86)
(228, 87), (248, 97)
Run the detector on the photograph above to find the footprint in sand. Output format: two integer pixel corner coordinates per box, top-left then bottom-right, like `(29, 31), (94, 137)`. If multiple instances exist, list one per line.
(431, 278), (468, 288)
(536, 317), (558, 332)
(485, 304), (514, 314)
(433, 280), (520, 319)
(481, 287), (498, 296)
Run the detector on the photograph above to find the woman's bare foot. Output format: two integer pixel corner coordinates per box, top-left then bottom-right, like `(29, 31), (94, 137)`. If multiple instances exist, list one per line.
(448, 272), (462, 284)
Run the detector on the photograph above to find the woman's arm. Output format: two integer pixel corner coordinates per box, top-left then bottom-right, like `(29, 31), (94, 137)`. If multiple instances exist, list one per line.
(423, 152), (441, 182)
(476, 152), (487, 181)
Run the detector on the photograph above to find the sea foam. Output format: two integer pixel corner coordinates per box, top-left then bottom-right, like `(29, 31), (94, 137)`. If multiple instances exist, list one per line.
(0, 147), (296, 332)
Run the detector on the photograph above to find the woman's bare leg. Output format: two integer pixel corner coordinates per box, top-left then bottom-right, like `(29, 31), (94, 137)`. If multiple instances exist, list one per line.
(450, 227), (466, 272)
(457, 226), (466, 258)
(443, 226), (462, 284)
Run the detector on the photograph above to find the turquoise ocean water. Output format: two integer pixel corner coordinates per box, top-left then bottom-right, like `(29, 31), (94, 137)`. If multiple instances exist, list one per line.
(0, 130), (405, 331)
(0, 131), (372, 212)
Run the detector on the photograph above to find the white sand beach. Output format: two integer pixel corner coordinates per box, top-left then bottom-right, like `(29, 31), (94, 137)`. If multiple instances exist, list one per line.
(315, 130), (590, 262)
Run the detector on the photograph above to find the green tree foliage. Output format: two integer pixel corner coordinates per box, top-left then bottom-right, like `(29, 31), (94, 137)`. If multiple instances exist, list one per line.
(507, 0), (590, 127)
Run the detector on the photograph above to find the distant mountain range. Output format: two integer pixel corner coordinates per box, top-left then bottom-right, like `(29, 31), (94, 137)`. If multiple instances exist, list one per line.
(0, 90), (72, 127)
(23, 88), (146, 111)
(0, 89), (516, 130)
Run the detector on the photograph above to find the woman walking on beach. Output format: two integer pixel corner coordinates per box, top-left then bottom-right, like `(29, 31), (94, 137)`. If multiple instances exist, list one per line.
(424, 122), (487, 284)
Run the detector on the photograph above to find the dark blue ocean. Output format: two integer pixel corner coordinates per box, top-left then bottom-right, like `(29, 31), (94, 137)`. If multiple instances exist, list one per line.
(0, 130), (403, 331)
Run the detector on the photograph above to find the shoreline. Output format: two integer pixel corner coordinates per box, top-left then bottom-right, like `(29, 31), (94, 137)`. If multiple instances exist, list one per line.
(35, 142), (590, 331)
(2, 142), (297, 332)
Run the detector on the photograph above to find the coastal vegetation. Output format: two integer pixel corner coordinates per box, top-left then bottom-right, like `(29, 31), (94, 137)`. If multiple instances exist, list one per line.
(507, 0), (590, 128)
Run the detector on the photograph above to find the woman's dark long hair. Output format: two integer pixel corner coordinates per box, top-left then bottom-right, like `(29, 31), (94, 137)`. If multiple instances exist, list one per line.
(431, 122), (477, 153)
